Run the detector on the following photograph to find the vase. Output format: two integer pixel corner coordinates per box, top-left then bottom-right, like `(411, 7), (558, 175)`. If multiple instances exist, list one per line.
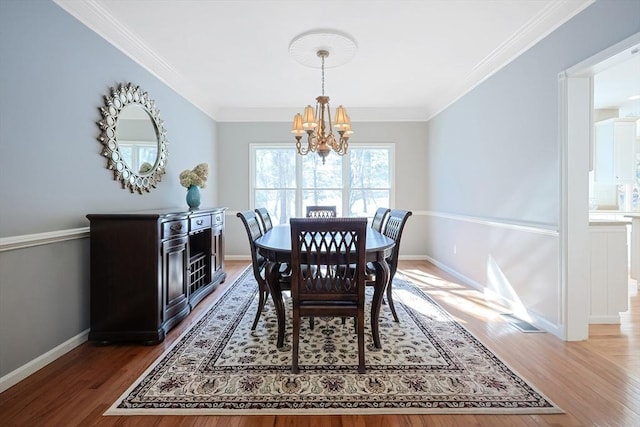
(186, 185), (201, 209)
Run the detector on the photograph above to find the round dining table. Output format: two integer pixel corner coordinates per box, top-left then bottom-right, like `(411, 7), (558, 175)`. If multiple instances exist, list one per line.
(255, 224), (396, 349)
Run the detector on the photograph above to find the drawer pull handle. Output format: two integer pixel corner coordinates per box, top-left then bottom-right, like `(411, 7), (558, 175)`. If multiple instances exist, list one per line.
(170, 224), (183, 232)
(196, 219), (204, 225)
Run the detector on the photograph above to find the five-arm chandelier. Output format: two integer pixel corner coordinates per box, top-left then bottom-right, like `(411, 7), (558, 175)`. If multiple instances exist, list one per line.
(289, 31), (357, 164)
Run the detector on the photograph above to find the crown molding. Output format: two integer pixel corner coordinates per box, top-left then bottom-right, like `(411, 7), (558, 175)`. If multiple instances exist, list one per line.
(53, 0), (594, 123)
(214, 107), (432, 123)
(53, 0), (218, 120)
(425, 0), (595, 121)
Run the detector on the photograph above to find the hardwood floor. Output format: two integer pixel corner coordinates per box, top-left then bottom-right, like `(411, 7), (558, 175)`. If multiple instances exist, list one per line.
(1, 260), (638, 426)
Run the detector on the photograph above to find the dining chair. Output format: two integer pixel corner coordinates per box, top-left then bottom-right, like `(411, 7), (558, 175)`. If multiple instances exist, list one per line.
(254, 207), (274, 234)
(289, 217), (368, 374)
(359, 207), (391, 285)
(379, 209), (413, 322)
(255, 207), (292, 277)
(237, 210), (290, 330)
(370, 207), (390, 232)
(306, 205), (337, 218)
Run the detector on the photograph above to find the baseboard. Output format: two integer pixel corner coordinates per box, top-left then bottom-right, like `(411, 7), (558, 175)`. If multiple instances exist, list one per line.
(423, 255), (485, 292)
(0, 329), (89, 393)
(423, 255), (564, 339)
(225, 255), (251, 261)
(589, 315), (621, 324)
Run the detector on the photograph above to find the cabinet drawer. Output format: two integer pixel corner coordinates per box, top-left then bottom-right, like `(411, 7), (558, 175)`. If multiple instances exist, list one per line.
(190, 215), (211, 232)
(212, 212), (224, 227)
(162, 219), (188, 239)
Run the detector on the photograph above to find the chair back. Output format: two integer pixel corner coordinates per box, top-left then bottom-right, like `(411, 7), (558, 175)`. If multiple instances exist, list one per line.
(370, 207), (390, 232)
(306, 205), (337, 218)
(290, 217), (367, 305)
(382, 209), (413, 280)
(290, 217), (368, 373)
(236, 210), (266, 286)
(254, 207), (274, 233)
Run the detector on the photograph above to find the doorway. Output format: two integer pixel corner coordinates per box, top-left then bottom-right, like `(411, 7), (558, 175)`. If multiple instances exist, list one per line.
(562, 32), (640, 341)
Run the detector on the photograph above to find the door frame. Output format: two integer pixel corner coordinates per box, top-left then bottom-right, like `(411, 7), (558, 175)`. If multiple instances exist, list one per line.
(560, 32), (640, 340)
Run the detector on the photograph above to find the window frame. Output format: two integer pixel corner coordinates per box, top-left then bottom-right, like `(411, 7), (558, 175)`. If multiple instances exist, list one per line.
(250, 142), (395, 220)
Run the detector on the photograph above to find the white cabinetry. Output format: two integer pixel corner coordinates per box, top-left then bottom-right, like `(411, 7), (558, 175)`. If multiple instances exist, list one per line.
(627, 214), (640, 280)
(592, 119), (637, 209)
(588, 221), (629, 324)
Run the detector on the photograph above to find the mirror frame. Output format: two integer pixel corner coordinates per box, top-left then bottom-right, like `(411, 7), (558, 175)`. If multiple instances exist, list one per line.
(97, 83), (168, 194)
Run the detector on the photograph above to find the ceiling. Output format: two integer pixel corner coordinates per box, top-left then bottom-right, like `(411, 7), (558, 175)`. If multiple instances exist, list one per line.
(54, 0), (614, 122)
(593, 53), (640, 117)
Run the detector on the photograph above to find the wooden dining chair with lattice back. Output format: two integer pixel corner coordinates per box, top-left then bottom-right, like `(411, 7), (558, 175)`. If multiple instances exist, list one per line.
(254, 207), (273, 234)
(306, 205), (337, 218)
(379, 209), (412, 322)
(255, 207), (292, 277)
(358, 207), (391, 287)
(236, 210), (277, 330)
(289, 217), (368, 374)
(370, 207), (390, 232)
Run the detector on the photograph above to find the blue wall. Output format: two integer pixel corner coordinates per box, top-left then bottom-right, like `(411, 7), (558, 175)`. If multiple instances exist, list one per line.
(423, 0), (639, 336)
(0, 0), (219, 237)
(0, 0), (219, 379)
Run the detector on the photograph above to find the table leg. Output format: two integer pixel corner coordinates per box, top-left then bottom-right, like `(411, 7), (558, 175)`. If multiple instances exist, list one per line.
(371, 260), (390, 349)
(266, 261), (286, 348)
(386, 269), (399, 322)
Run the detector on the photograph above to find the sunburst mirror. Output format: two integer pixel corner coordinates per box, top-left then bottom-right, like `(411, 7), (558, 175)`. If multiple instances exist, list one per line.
(97, 83), (168, 193)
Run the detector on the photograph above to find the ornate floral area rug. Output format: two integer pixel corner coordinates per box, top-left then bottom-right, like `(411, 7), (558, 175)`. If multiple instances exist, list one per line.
(106, 267), (562, 415)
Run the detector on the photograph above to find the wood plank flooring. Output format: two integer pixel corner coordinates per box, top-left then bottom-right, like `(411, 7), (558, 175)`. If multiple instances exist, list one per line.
(1, 260), (638, 426)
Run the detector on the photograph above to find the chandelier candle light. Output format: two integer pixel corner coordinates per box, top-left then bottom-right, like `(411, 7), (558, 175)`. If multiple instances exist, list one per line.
(291, 49), (353, 164)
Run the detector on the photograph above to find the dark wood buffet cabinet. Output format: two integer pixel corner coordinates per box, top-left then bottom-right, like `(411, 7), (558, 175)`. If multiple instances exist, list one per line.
(86, 207), (226, 344)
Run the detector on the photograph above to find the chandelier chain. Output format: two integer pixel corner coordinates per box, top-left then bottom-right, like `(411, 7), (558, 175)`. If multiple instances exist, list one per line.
(321, 54), (325, 96)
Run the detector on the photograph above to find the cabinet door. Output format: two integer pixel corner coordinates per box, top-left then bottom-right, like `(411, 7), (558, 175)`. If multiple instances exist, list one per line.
(614, 121), (636, 184)
(594, 121), (615, 184)
(161, 235), (190, 328)
(211, 212), (225, 280)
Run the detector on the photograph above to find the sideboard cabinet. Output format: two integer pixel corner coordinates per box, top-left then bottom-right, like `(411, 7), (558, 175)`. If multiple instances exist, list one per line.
(86, 207), (226, 344)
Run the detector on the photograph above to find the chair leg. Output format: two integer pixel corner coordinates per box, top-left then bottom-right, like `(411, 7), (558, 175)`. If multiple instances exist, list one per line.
(357, 312), (366, 374)
(292, 308), (300, 374)
(370, 261), (389, 348)
(266, 263), (287, 348)
(386, 280), (399, 322)
(250, 289), (267, 330)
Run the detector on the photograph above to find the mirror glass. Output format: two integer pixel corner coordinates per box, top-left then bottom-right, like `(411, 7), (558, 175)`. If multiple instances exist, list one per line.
(98, 83), (168, 193)
(115, 105), (159, 175)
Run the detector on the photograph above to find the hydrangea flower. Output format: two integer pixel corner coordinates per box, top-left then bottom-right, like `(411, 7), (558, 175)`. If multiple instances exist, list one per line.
(179, 163), (208, 188)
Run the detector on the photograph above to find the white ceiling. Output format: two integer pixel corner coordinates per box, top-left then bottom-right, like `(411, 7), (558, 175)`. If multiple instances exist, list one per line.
(54, 0), (609, 122)
(593, 53), (640, 116)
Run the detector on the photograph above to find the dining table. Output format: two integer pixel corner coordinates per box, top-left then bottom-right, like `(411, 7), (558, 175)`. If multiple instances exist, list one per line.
(254, 223), (396, 349)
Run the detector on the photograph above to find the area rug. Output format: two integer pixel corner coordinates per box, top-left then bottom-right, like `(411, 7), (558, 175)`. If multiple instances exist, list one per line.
(106, 267), (562, 415)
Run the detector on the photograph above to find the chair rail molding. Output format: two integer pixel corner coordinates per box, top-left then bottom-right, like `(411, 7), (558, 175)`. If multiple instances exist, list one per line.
(0, 227), (90, 252)
(424, 210), (559, 236)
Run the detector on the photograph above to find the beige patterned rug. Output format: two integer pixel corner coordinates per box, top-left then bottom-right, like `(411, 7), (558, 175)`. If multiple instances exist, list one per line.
(106, 267), (562, 415)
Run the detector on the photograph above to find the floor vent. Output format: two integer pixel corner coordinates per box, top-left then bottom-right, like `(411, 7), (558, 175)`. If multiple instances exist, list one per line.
(500, 314), (544, 333)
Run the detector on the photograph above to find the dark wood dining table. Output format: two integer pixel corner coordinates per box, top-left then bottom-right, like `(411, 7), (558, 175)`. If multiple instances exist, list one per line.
(255, 224), (396, 349)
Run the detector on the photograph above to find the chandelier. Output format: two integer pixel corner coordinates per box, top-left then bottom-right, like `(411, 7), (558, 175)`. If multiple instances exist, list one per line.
(291, 49), (353, 164)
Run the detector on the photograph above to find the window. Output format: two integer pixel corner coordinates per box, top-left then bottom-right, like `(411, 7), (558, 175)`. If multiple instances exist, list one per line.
(251, 143), (394, 224)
